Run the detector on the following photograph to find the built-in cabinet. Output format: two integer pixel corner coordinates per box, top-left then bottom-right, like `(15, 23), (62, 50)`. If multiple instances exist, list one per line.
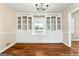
(17, 15), (62, 31)
(28, 17), (32, 30)
(17, 16), (32, 30)
(46, 16), (62, 31)
(16, 13), (63, 43)
(22, 16), (27, 30)
(46, 17), (50, 30)
(17, 17), (21, 30)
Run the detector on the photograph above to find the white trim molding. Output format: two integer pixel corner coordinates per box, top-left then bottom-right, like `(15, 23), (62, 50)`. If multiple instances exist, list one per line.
(0, 31), (15, 35)
(62, 42), (71, 47)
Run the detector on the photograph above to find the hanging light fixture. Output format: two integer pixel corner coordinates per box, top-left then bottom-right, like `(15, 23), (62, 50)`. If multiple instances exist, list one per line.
(35, 3), (49, 12)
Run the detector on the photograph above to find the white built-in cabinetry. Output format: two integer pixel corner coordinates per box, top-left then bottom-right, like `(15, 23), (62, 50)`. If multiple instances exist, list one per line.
(17, 15), (62, 31)
(46, 16), (62, 31)
(17, 16), (32, 30)
(16, 13), (63, 43)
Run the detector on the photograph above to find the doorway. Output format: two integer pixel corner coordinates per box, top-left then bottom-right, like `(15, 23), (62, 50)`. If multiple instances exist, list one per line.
(71, 10), (79, 49)
(69, 7), (79, 49)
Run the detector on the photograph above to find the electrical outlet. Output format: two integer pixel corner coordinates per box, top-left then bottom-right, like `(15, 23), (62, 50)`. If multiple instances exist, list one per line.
(6, 42), (10, 46)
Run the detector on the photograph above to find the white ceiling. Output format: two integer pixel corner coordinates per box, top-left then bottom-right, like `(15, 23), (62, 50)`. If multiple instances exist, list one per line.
(7, 3), (73, 13)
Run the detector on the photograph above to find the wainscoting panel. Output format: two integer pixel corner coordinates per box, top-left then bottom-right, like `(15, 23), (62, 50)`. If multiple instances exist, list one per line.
(16, 31), (63, 43)
(0, 32), (16, 53)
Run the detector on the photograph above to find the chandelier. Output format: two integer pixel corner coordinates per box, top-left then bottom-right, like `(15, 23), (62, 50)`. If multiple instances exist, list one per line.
(35, 3), (49, 12)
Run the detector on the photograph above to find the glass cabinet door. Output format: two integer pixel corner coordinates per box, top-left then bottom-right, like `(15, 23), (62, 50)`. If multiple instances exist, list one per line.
(17, 17), (21, 30)
(57, 17), (61, 30)
(46, 17), (50, 30)
(51, 16), (56, 31)
(28, 17), (32, 30)
(22, 16), (27, 30)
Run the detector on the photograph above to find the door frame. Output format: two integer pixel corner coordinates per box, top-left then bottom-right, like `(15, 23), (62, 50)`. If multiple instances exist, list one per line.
(68, 7), (79, 47)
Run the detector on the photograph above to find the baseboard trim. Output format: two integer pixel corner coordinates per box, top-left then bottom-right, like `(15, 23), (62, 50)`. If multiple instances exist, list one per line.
(62, 42), (71, 47)
(0, 42), (16, 53)
(16, 41), (62, 43)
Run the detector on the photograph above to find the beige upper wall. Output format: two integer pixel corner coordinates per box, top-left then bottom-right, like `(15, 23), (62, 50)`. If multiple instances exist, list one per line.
(0, 3), (16, 32)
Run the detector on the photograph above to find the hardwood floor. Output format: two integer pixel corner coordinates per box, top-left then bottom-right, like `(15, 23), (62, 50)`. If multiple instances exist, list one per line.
(0, 43), (79, 56)
(72, 41), (79, 49)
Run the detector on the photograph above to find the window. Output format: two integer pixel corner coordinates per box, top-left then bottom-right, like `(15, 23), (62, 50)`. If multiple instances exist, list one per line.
(34, 22), (44, 32)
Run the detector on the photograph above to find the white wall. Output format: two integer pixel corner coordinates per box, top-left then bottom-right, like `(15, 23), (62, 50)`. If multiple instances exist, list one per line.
(16, 31), (63, 43)
(0, 3), (16, 52)
(72, 11), (79, 32)
(72, 11), (79, 41)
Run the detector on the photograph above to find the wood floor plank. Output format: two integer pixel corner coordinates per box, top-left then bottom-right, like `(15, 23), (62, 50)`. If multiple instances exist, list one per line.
(0, 43), (79, 56)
